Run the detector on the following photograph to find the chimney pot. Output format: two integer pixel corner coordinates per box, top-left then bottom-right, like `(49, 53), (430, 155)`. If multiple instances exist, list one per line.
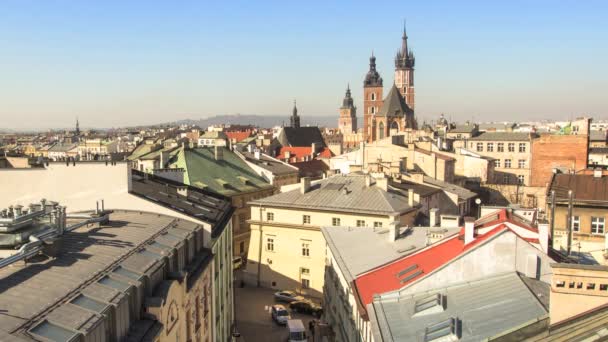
(464, 217), (475, 245)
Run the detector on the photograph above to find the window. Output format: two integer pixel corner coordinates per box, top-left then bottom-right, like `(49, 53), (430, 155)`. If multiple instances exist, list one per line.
(356, 220), (366, 227)
(266, 237), (274, 251)
(374, 221), (383, 228)
(591, 217), (605, 234)
(302, 215), (311, 224)
(519, 143), (526, 153)
(517, 175), (525, 185)
(266, 212), (274, 221)
(518, 159), (526, 168)
(476, 143), (483, 152)
(497, 143), (504, 152)
(601, 284), (608, 291)
(504, 159), (511, 168)
(301, 267), (310, 275)
(301, 242), (310, 257)
(370, 106), (375, 114)
(239, 241), (245, 254)
(332, 217), (341, 226)
(572, 216), (580, 232)
(487, 143), (494, 152)
(503, 174), (510, 184)
(302, 278), (310, 289)
(494, 160), (501, 168)
(371, 93), (376, 101)
(588, 283), (596, 290)
(508, 143), (515, 152)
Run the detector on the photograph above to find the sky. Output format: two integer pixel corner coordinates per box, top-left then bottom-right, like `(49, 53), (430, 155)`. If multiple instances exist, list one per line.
(0, 0), (607, 130)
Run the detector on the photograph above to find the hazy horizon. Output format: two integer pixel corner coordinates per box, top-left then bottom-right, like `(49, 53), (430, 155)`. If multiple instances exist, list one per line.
(1, 1), (607, 130)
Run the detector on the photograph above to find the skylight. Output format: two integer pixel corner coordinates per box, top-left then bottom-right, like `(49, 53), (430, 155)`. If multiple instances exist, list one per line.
(414, 293), (444, 316)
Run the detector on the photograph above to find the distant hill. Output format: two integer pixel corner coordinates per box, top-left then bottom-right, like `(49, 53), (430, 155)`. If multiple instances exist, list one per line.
(167, 114), (361, 129)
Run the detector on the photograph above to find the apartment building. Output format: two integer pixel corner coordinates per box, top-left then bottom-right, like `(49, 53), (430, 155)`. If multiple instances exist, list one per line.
(243, 173), (418, 297)
(467, 132), (535, 186)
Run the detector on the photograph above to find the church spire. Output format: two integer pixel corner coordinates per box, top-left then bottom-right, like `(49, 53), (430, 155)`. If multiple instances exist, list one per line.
(290, 99), (300, 128)
(401, 20), (409, 58)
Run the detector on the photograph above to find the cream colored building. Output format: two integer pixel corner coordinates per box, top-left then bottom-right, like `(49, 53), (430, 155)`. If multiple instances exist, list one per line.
(466, 132), (535, 186)
(243, 173), (418, 298)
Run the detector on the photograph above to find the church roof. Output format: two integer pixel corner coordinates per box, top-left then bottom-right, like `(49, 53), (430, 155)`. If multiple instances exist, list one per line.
(377, 85), (412, 117)
(277, 127), (326, 148)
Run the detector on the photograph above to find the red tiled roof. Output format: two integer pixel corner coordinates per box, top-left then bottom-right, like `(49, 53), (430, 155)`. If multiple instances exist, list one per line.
(225, 131), (252, 143)
(318, 147), (334, 158)
(279, 147), (312, 161)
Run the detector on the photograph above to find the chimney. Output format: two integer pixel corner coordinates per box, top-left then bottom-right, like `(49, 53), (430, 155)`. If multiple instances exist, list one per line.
(247, 144), (253, 153)
(408, 188), (415, 207)
(430, 208), (440, 227)
(365, 175), (373, 187)
(13, 205), (23, 218)
(464, 216), (475, 245)
(300, 177), (311, 194)
(160, 151), (169, 169)
(388, 214), (400, 242)
(376, 177), (388, 192)
(311, 143), (317, 157)
(538, 220), (549, 253)
(594, 168), (602, 178)
(214, 145), (223, 161)
(254, 150), (261, 160)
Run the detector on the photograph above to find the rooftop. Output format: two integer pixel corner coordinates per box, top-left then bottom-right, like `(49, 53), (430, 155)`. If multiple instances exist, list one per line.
(250, 174), (415, 216)
(369, 272), (549, 342)
(322, 225), (460, 283)
(240, 151), (298, 175)
(170, 147), (274, 196)
(0, 209), (206, 339)
(276, 126), (326, 148)
(468, 132), (535, 141)
(549, 173), (608, 203)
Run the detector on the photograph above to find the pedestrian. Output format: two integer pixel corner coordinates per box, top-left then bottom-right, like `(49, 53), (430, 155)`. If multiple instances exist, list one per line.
(310, 319), (316, 342)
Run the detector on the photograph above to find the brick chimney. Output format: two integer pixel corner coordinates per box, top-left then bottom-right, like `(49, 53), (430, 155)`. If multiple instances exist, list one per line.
(387, 214), (400, 242)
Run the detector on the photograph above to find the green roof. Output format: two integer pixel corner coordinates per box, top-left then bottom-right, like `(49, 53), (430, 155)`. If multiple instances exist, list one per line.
(171, 147), (273, 196)
(127, 144), (158, 161)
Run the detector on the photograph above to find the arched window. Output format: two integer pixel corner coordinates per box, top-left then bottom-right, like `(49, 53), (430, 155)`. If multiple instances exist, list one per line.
(370, 107), (375, 114)
(391, 121), (399, 131)
(378, 122), (385, 140)
(371, 93), (376, 101)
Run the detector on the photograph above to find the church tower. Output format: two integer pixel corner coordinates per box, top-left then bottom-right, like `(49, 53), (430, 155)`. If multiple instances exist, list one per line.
(338, 85), (357, 134)
(363, 53), (383, 142)
(394, 22), (415, 111)
(290, 100), (300, 128)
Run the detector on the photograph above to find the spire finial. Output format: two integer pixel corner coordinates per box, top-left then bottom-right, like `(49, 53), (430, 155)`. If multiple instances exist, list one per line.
(403, 19), (407, 37)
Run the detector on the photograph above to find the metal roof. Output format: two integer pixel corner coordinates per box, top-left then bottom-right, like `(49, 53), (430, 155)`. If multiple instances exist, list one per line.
(250, 174), (415, 215)
(0, 210), (203, 338)
(322, 226), (460, 283)
(240, 151), (298, 175)
(369, 272), (549, 342)
(423, 176), (477, 201)
(549, 173), (608, 204)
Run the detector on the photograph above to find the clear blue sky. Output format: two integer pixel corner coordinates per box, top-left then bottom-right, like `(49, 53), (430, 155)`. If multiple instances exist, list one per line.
(1, 0), (606, 130)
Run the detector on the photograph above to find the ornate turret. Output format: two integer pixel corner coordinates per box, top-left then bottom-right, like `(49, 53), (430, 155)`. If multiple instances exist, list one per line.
(364, 53), (383, 88)
(395, 22), (415, 70)
(341, 84), (355, 109)
(290, 100), (300, 129)
(339, 84), (357, 135)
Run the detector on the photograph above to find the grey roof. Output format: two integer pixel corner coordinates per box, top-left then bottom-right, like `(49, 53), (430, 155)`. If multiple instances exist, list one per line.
(48, 142), (78, 152)
(377, 85), (412, 117)
(276, 127), (326, 148)
(590, 130), (607, 141)
(0, 210), (205, 339)
(240, 151), (298, 175)
(447, 124), (477, 134)
(200, 131), (227, 139)
(478, 123), (516, 131)
(423, 176), (477, 201)
(322, 225), (460, 283)
(589, 147), (608, 154)
(468, 132), (534, 141)
(369, 272), (549, 342)
(250, 174), (415, 215)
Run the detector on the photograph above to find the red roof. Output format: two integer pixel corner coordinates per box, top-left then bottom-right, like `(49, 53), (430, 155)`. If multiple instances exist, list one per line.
(318, 147), (334, 158)
(225, 131), (252, 143)
(352, 209), (541, 317)
(279, 147), (334, 162)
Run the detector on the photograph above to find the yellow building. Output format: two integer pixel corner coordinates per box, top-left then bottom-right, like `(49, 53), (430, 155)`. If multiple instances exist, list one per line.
(243, 173), (418, 298)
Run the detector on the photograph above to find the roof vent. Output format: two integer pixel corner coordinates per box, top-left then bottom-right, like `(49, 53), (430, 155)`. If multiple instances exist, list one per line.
(414, 293), (445, 317)
(424, 317), (460, 342)
(594, 168), (602, 178)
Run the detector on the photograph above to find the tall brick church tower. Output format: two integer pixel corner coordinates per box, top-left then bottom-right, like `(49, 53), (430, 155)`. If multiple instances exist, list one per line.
(394, 23), (415, 111)
(338, 85), (357, 134)
(363, 53), (383, 142)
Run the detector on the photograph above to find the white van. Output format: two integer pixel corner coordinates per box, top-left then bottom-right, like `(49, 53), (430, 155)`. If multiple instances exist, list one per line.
(287, 319), (308, 342)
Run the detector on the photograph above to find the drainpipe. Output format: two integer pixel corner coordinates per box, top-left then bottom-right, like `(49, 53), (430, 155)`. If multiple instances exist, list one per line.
(550, 190), (555, 249)
(567, 190), (573, 256)
(257, 205), (264, 287)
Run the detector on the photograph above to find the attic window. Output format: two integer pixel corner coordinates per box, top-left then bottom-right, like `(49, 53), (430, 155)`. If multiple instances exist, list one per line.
(215, 178), (230, 188)
(424, 317), (460, 342)
(237, 176), (253, 185)
(414, 293), (444, 316)
(30, 320), (78, 342)
(193, 181), (208, 190)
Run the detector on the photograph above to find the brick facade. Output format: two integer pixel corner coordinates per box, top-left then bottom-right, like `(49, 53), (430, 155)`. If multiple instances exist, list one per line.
(530, 134), (588, 187)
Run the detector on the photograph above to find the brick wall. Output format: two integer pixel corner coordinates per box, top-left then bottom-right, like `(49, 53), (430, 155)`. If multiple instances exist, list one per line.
(530, 134), (588, 187)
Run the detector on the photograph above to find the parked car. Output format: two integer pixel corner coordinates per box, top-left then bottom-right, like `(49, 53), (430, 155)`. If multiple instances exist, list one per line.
(287, 319), (308, 342)
(289, 300), (323, 317)
(271, 304), (291, 325)
(274, 290), (304, 303)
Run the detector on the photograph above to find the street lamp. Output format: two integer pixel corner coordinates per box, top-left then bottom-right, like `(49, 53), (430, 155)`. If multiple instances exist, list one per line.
(475, 198), (481, 218)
